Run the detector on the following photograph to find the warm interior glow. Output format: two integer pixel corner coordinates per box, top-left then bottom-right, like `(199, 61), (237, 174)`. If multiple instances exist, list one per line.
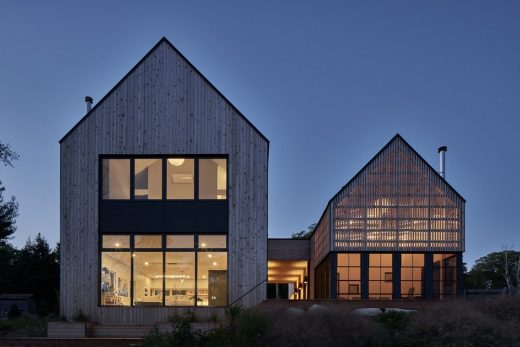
(168, 158), (185, 167)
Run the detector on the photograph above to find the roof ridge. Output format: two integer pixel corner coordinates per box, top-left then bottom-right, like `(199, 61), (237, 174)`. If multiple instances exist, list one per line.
(59, 37), (269, 144)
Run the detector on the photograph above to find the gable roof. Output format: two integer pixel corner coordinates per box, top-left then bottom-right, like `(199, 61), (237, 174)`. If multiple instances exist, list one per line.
(310, 133), (466, 239)
(59, 37), (269, 144)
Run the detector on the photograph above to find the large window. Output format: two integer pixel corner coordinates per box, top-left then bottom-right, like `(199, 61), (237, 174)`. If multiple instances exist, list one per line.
(100, 234), (227, 307)
(433, 254), (457, 298)
(369, 253), (392, 299)
(337, 253), (361, 300)
(401, 254), (424, 299)
(101, 157), (227, 200)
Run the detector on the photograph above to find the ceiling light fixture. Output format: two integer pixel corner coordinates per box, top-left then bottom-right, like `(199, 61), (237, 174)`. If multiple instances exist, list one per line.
(168, 158), (185, 167)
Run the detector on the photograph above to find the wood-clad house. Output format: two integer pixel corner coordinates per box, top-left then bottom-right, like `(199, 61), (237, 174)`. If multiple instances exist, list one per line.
(308, 135), (465, 300)
(60, 37), (268, 324)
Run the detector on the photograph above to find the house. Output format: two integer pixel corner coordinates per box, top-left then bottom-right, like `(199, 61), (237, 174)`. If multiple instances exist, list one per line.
(266, 135), (464, 301)
(0, 294), (37, 317)
(60, 37), (268, 325)
(60, 38), (465, 328)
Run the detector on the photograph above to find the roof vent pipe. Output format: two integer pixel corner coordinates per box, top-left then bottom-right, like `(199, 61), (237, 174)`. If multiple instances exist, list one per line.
(438, 146), (447, 179)
(85, 96), (93, 112)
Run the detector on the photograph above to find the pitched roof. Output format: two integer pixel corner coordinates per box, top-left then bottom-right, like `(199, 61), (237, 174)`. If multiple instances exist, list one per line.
(59, 37), (268, 144)
(310, 133), (466, 239)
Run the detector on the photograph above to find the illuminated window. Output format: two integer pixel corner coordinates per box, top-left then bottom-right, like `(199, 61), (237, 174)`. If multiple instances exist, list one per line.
(102, 235), (130, 249)
(199, 159), (227, 200)
(134, 159), (162, 200)
(133, 252), (163, 306)
(102, 159), (130, 199)
(197, 251), (227, 306)
(101, 252), (131, 306)
(401, 254), (424, 299)
(100, 233), (227, 307)
(337, 254), (361, 300)
(165, 252), (195, 306)
(199, 235), (226, 249)
(167, 158), (194, 199)
(369, 253), (392, 299)
(167, 235), (194, 249)
(135, 235), (162, 249)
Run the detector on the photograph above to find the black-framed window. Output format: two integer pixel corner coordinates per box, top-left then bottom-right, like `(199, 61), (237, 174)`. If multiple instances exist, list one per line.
(100, 156), (228, 201)
(433, 254), (457, 298)
(100, 233), (227, 307)
(337, 253), (361, 300)
(368, 253), (393, 299)
(401, 254), (425, 299)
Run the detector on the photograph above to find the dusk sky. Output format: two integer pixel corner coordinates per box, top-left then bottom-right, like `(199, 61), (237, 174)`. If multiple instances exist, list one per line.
(1, 1), (519, 267)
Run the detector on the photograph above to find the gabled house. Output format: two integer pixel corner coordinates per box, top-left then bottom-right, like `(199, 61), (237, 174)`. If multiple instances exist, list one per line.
(308, 134), (465, 300)
(60, 38), (268, 324)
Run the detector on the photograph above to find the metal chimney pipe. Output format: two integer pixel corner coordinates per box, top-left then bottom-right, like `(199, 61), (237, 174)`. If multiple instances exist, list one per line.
(438, 146), (447, 179)
(85, 96), (93, 112)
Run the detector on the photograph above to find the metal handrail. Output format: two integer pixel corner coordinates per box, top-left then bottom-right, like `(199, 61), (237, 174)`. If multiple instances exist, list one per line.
(229, 278), (267, 307)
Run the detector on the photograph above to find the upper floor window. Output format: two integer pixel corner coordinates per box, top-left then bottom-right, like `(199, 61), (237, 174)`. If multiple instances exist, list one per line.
(102, 159), (130, 199)
(199, 159), (227, 200)
(135, 159), (162, 200)
(101, 157), (227, 201)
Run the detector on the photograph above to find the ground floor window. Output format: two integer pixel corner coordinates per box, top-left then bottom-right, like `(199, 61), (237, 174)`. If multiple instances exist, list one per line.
(100, 234), (227, 307)
(401, 254), (424, 299)
(369, 253), (393, 299)
(433, 253), (457, 298)
(337, 253), (361, 300)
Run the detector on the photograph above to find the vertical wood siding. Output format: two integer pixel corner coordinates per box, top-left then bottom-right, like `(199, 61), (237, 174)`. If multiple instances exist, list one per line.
(60, 41), (268, 324)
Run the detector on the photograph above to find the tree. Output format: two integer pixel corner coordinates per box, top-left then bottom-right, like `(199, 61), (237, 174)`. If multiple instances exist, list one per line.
(14, 234), (60, 315)
(0, 141), (19, 243)
(465, 250), (520, 289)
(0, 141), (19, 167)
(291, 223), (317, 240)
(0, 182), (18, 242)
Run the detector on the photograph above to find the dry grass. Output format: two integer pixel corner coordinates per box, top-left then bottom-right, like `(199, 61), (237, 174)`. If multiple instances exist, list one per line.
(257, 296), (520, 347)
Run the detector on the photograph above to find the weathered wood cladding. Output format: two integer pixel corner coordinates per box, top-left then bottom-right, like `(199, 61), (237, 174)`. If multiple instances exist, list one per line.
(332, 136), (464, 253)
(60, 40), (268, 324)
(267, 239), (311, 260)
(309, 205), (331, 299)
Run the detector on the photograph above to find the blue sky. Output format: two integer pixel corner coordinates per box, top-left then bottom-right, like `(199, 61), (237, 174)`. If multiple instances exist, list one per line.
(0, 1), (519, 267)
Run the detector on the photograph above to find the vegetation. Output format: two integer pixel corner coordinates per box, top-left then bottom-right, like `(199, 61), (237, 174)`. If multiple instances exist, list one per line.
(291, 223), (317, 240)
(465, 250), (520, 290)
(0, 318), (47, 338)
(0, 141), (60, 317)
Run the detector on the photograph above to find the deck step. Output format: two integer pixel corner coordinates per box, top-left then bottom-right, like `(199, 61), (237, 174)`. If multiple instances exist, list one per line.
(91, 324), (153, 338)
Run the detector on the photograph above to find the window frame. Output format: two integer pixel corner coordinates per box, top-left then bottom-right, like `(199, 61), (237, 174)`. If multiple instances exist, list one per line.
(99, 155), (229, 202)
(99, 233), (228, 308)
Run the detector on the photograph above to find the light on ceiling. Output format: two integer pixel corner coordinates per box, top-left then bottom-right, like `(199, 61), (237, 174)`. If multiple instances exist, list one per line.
(168, 158), (185, 167)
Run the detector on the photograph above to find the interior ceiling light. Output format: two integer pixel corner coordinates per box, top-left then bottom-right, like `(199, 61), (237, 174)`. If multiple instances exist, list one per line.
(168, 158), (185, 167)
